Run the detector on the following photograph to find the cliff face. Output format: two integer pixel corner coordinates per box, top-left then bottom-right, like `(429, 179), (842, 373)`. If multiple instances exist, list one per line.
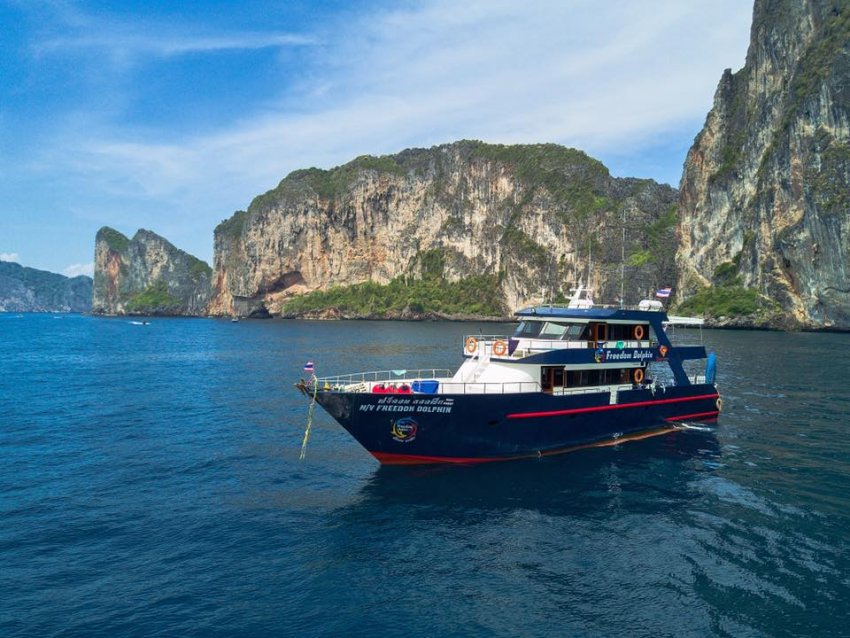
(210, 141), (678, 317)
(0, 261), (92, 312)
(92, 227), (212, 315)
(678, 0), (850, 328)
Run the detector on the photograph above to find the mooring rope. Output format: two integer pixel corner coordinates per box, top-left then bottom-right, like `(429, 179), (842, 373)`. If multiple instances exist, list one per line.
(299, 377), (318, 461)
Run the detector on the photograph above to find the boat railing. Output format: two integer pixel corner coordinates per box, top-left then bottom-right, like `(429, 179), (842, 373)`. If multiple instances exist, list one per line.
(312, 372), (542, 395)
(437, 381), (542, 395)
(315, 368), (453, 388)
(464, 335), (656, 357)
(552, 383), (634, 397)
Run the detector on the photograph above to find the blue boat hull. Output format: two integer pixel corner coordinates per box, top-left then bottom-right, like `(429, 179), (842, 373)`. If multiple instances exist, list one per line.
(313, 384), (721, 464)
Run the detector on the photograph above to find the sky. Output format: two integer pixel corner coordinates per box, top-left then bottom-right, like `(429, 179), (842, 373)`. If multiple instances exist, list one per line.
(0, 0), (753, 278)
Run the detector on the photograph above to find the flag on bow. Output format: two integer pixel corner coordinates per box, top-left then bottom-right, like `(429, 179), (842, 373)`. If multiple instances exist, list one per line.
(655, 288), (672, 299)
(303, 360), (315, 373)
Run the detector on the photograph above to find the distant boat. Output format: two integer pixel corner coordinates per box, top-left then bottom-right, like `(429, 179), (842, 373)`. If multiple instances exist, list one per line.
(129, 320), (150, 326)
(231, 317), (239, 323)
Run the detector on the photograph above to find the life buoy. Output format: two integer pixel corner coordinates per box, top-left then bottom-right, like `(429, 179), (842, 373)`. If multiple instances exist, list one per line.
(633, 325), (645, 340)
(493, 340), (508, 357)
(716, 397), (723, 412)
(465, 336), (478, 354)
(633, 368), (644, 384)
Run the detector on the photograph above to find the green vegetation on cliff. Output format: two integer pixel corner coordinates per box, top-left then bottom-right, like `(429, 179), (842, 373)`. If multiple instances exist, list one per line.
(125, 280), (182, 314)
(808, 128), (850, 215)
(215, 210), (247, 240)
(98, 227), (130, 253)
(248, 155), (407, 211)
(188, 255), (213, 282)
(627, 204), (677, 267)
(297, 156), (406, 200)
(280, 273), (506, 317)
(783, 6), (850, 129)
(677, 286), (762, 317)
(466, 141), (611, 220)
(677, 251), (778, 319)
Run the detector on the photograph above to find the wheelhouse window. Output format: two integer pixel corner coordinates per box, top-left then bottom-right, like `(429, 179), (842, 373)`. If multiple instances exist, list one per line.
(564, 324), (587, 340)
(514, 321), (543, 338)
(539, 322), (568, 339)
(514, 320), (589, 341)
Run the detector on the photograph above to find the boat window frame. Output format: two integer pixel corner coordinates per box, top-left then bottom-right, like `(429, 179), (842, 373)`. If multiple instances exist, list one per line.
(538, 321), (569, 339)
(514, 320), (543, 338)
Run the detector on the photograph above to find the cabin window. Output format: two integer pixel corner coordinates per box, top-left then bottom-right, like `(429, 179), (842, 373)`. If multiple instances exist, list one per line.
(607, 324), (630, 341)
(514, 321), (543, 338)
(564, 324), (587, 341)
(565, 368), (632, 388)
(539, 322), (568, 339)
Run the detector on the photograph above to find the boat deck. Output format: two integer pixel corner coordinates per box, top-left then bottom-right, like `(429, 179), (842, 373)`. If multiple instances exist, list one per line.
(312, 369), (708, 397)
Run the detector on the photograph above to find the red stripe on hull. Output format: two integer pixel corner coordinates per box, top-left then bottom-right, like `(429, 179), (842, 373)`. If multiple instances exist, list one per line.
(370, 425), (682, 466)
(506, 393), (719, 420)
(664, 410), (720, 422)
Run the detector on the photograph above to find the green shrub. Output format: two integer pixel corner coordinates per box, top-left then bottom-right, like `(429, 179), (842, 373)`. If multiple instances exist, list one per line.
(280, 274), (506, 317)
(677, 285), (763, 317)
(188, 256), (212, 281)
(125, 281), (182, 313)
(216, 210), (247, 239)
(98, 227), (130, 253)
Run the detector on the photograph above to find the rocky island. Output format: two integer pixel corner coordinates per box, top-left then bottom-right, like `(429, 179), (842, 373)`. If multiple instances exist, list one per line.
(677, 0), (850, 329)
(0, 261), (92, 313)
(209, 141), (678, 319)
(91, 0), (850, 330)
(92, 227), (211, 316)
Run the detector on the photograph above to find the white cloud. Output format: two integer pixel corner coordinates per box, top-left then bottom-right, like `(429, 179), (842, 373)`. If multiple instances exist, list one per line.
(61, 1), (751, 199)
(62, 262), (94, 278)
(12, 0), (755, 266)
(0, 252), (20, 262)
(36, 31), (317, 60)
(29, 2), (316, 62)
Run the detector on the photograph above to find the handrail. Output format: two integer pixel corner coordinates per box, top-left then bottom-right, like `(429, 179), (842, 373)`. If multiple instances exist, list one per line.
(314, 368), (453, 385)
(437, 381), (542, 395)
(462, 335), (657, 357)
(312, 372), (543, 395)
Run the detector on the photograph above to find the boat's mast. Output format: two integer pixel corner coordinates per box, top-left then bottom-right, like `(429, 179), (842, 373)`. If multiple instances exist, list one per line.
(620, 207), (626, 308)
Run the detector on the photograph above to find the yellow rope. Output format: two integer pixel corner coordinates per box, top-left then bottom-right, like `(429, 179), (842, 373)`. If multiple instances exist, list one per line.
(299, 378), (318, 461)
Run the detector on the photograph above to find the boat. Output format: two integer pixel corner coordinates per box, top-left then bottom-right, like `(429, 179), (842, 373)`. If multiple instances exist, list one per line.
(295, 286), (720, 465)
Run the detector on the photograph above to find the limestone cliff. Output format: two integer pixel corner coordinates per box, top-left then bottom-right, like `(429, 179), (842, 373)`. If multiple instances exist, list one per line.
(678, 0), (850, 328)
(0, 261), (92, 312)
(92, 227), (212, 316)
(210, 141), (678, 317)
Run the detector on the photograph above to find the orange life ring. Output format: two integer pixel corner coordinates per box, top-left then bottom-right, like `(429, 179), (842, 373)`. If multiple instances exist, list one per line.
(465, 336), (478, 354)
(633, 368), (644, 384)
(493, 340), (508, 357)
(633, 325), (645, 340)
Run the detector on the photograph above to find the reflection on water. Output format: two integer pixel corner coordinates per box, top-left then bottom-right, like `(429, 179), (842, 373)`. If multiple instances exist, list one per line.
(347, 428), (722, 515)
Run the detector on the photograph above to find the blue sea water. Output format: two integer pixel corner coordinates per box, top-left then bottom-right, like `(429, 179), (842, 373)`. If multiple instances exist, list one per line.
(1, 314), (849, 637)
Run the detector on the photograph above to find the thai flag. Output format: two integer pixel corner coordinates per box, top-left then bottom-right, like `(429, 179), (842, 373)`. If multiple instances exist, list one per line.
(655, 288), (672, 299)
(303, 360), (315, 373)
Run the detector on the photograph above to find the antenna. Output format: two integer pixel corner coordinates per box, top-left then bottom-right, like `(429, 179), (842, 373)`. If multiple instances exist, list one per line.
(620, 207), (626, 308)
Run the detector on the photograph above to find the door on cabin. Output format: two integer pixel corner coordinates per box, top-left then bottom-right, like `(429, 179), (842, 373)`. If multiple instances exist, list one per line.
(589, 322), (608, 347)
(541, 366), (565, 393)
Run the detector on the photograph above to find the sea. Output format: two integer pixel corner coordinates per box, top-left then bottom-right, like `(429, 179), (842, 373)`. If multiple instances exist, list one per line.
(1, 313), (849, 637)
